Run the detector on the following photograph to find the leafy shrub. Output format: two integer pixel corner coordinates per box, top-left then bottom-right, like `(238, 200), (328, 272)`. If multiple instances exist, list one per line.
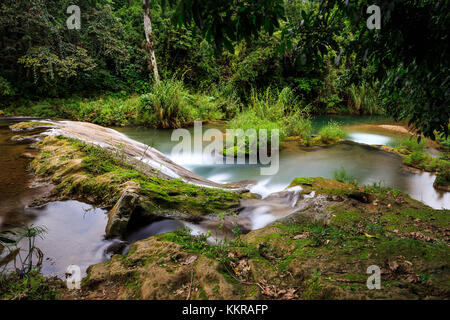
(395, 138), (426, 154)
(318, 121), (346, 143)
(139, 79), (192, 128)
(434, 164), (450, 188)
(0, 76), (14, 97)
(404, 151), (429, 167)
(207, 82), (242, 119)
(282, 111), (312, 143)
(436, 132), (450, 149)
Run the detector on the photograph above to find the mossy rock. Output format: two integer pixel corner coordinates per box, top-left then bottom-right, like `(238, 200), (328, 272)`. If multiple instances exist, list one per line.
(10, 121), (55, 131)
(29, 135), (245, 237)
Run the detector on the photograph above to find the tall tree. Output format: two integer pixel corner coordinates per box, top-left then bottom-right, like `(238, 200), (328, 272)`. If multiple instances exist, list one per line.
(143, 0), (160, 82)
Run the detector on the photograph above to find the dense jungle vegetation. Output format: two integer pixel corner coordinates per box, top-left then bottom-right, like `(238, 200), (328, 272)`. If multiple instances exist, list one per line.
(0, 0), (448, 139)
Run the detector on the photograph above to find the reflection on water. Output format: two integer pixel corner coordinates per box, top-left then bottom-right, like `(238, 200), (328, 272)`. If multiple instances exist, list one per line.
(25, 201), (111, 278)
(347, 133), (391, 145)
(0, 118), (48, 226)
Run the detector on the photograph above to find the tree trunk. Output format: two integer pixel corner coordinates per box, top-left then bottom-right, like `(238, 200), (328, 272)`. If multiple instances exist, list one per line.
(143, 0), (159, 82)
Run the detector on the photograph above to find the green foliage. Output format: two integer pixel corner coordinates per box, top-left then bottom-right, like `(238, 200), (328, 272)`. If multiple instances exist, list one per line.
(334, 0), (450, 139)
(434, 165), (450, 188)
(0, 225), (47, 276)
(348, 82), (383, 115)
(169, 0), (284, 52)
(436, 131), (450, 149)
(404, 151), (429, 168)
(282, 111), (312, 142)
(140, 79), (192, 128)
(190, 93), (224, 121)
(0, 76), (14, 97)
(227, 86), (315, 153)
(333, 166), (358, 185)
(317, 121), (346, 144)
(1, 0), (447, 140)
(395, 138), (426, 154)
(0, 0), (136, 97)
(0, 270), (60, 300)
(395, 138), (450, 175)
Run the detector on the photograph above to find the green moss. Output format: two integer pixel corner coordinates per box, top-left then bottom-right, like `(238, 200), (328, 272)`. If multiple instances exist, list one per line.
(10, 121), (55, 130)
(0, 271), (61, 300)
(289, 176), (357, 197)
(124, 272), (142, 299)
(316, 121), (346, 144)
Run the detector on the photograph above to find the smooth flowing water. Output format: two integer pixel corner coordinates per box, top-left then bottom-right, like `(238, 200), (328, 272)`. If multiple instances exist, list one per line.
(115, 116), (449, 209)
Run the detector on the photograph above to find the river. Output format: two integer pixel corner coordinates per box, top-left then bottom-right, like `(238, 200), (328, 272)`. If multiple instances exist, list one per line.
(0, 116), (448, 278)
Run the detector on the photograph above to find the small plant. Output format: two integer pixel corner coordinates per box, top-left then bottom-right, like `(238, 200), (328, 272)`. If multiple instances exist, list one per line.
(282, 110), (312, 143)
(404, 151), (428, 167)
(0, 226), (58, 300)
(231, 223), (242, 237)
(434, 164), (450, 188)
(395, 138), (426, 154)
(318, 121), (346, 143)
(0, 225), (47, 276)
(309, 226), (330, 247)
(139, 79), (192, 128)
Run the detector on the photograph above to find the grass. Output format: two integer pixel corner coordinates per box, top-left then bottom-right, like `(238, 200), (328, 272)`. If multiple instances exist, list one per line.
(348, 82), (383, 115)
(394, 138), (450, 188)
(226, 87), (313, 153)
(395, 138), (426, 154)
(333, 166), (358, 185)
(139, 79), (192, 128)
(0, 270), (61, 300)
